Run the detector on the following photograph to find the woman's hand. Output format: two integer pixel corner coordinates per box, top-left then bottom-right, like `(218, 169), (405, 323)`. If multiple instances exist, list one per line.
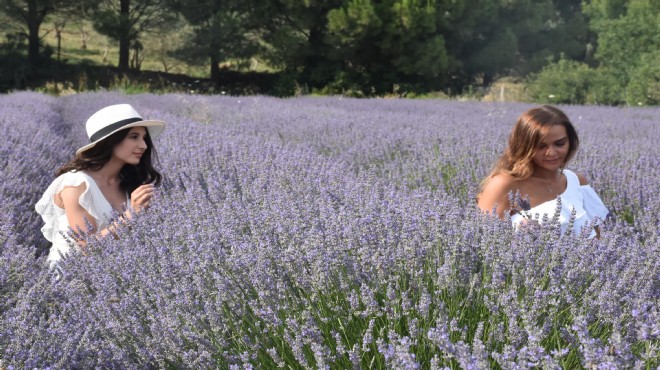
(102, 184), (155, 239)
(126, 184), (155, 218)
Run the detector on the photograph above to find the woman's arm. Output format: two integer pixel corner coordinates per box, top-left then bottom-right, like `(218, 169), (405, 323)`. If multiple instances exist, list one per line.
(125, 183), (155, 218)
(58, 183), (155, 243)
(59, 184), (121, 242)
(477, 174), (513, 219)
(58, 184), (95, 236)
(575, 172), (601, 238)
(576, 172), (589, 186)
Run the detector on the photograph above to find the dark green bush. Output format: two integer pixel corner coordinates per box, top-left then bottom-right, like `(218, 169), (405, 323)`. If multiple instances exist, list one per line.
(527, 58), (596, 104)
(626, 51), (660, 106)
(585, 67), (626, 106)
(527, 58), (627, 105)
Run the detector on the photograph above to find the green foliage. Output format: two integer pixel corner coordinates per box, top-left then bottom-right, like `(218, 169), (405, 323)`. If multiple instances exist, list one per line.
(527, 58), (596, 105)
(526, 58), (625, 105)
(0, 0), (656, 103)
(468, 27), (518, 79)
(167, 0), (264, 81)
(527, 58), (626, 105)
(592, 0), (660, 83)
(0, 0), (78, 65)
(270, 71), (301, 97)
(446, 0), (593, 87)
(325, 0), (449, 95)
(591, 0), (660, 106)
(584, 67), (626, 105)
(385, 0), (448, 79)
(260, 24), (308, 72)
(92, 9), (131, 42)
(583, 0), (629, 22)
(258, 0), (343, 90)
(527, 0), (660, 106)
(0, 43), (29, 91)
(626, 51), (660, 106)
(89, 0), (175, 70)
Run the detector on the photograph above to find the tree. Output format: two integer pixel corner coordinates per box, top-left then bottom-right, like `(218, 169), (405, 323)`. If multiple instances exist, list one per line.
(325, 0), (449, 94)
(436, 0), (507, 88)
(549, 0), (660, 105)
(90, 0), (174, 71)
(465, 27), (518, 87)
(0, 0), (76, 65)
(550, 0), (594, 63)
(260, 0), (343, 89)
(583, 0), (627, 19)
(167, 0), (263, 82)
(527, 0), (659, 105)
(590, 0), (660, 86)
(437, 0), (593, 88)
(626, 51), (660, 105)
(67, 0), (98, 50)
(528, 57), (601, 104)
(260, 0), (596, 95)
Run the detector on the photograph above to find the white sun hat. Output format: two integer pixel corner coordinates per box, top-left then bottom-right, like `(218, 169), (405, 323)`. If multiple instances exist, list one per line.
(76, 104), (166, 155)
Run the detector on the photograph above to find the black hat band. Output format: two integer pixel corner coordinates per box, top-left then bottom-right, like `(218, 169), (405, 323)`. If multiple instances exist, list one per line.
(89, 117), (143, 143)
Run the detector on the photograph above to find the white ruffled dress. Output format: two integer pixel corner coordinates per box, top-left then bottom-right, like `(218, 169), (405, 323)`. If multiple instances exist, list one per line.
(510, 169), (609, 238)
(35, 171), (129, 266)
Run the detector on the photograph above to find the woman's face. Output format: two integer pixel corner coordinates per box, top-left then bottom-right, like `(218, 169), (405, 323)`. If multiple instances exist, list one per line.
(532, 124), (569, 172)
(113, 127), (148, 165)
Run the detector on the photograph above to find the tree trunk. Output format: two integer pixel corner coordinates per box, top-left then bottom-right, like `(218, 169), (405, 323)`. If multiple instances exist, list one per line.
(27, 0), (41, 66)
(302, 15), (330, 87)
(210, 54), (220, 85)
(118, 0), (131, 71)
(79, 22), (89, 50)
(55, 22), (65, 62)
(56, 30), (61, 61)
(482, 73), (493, 88)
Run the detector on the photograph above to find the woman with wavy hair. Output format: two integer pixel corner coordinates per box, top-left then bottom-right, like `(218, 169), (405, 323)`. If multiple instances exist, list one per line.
(477, 105), (608, 238)
(36, 104), (166, 267)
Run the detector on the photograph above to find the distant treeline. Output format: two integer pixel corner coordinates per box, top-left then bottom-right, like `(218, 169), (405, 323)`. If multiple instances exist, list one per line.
(0, 0), (658, 104)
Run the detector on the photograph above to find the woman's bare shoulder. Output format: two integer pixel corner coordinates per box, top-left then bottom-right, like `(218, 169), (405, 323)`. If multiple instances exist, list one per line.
(482, 173), (517, 194)
(57, 183), (87, 208)
(575, 172), (589, 185)
(478, 174), (517, 215)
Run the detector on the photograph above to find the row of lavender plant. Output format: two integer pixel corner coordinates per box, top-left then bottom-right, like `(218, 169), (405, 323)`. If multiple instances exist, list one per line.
(0, 93), (75, 314)
(1, 92), (658, 368)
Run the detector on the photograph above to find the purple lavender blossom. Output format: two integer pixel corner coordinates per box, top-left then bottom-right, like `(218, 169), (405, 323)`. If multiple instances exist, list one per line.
(1, 93), (658, 368)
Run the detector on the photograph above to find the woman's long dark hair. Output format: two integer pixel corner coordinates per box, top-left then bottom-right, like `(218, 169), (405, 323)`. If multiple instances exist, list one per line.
(57, 127), (162, 194)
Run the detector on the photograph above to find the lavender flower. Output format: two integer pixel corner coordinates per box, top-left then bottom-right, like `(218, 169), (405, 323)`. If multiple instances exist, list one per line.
(1, 93), (658, 368)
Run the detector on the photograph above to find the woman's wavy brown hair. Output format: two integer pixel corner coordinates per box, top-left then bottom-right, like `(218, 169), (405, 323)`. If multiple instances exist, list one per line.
(479, 105), (579, 191)
(56, 128), (162, 194)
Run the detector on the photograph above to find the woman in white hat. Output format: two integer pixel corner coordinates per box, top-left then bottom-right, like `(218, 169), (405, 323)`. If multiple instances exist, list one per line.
(36, 104), (166, 268)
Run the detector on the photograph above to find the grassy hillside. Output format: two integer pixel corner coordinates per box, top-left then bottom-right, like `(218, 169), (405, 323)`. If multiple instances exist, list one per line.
(2, 19), (528, 99)
(0, 19), (282, 95)
(40, 20), (208, 77)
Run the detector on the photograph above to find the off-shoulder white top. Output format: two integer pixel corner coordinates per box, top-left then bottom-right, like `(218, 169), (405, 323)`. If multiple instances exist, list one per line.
(510, 169), (609, 238)
(35, 171), (129, 266)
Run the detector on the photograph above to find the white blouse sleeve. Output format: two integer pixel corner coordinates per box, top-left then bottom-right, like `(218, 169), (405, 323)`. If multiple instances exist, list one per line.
(35, 171), (106, 242)
(580, 185), (609, 226)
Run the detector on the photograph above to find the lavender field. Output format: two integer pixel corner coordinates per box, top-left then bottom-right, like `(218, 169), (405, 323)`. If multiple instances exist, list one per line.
(0, 92), (658, 369)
